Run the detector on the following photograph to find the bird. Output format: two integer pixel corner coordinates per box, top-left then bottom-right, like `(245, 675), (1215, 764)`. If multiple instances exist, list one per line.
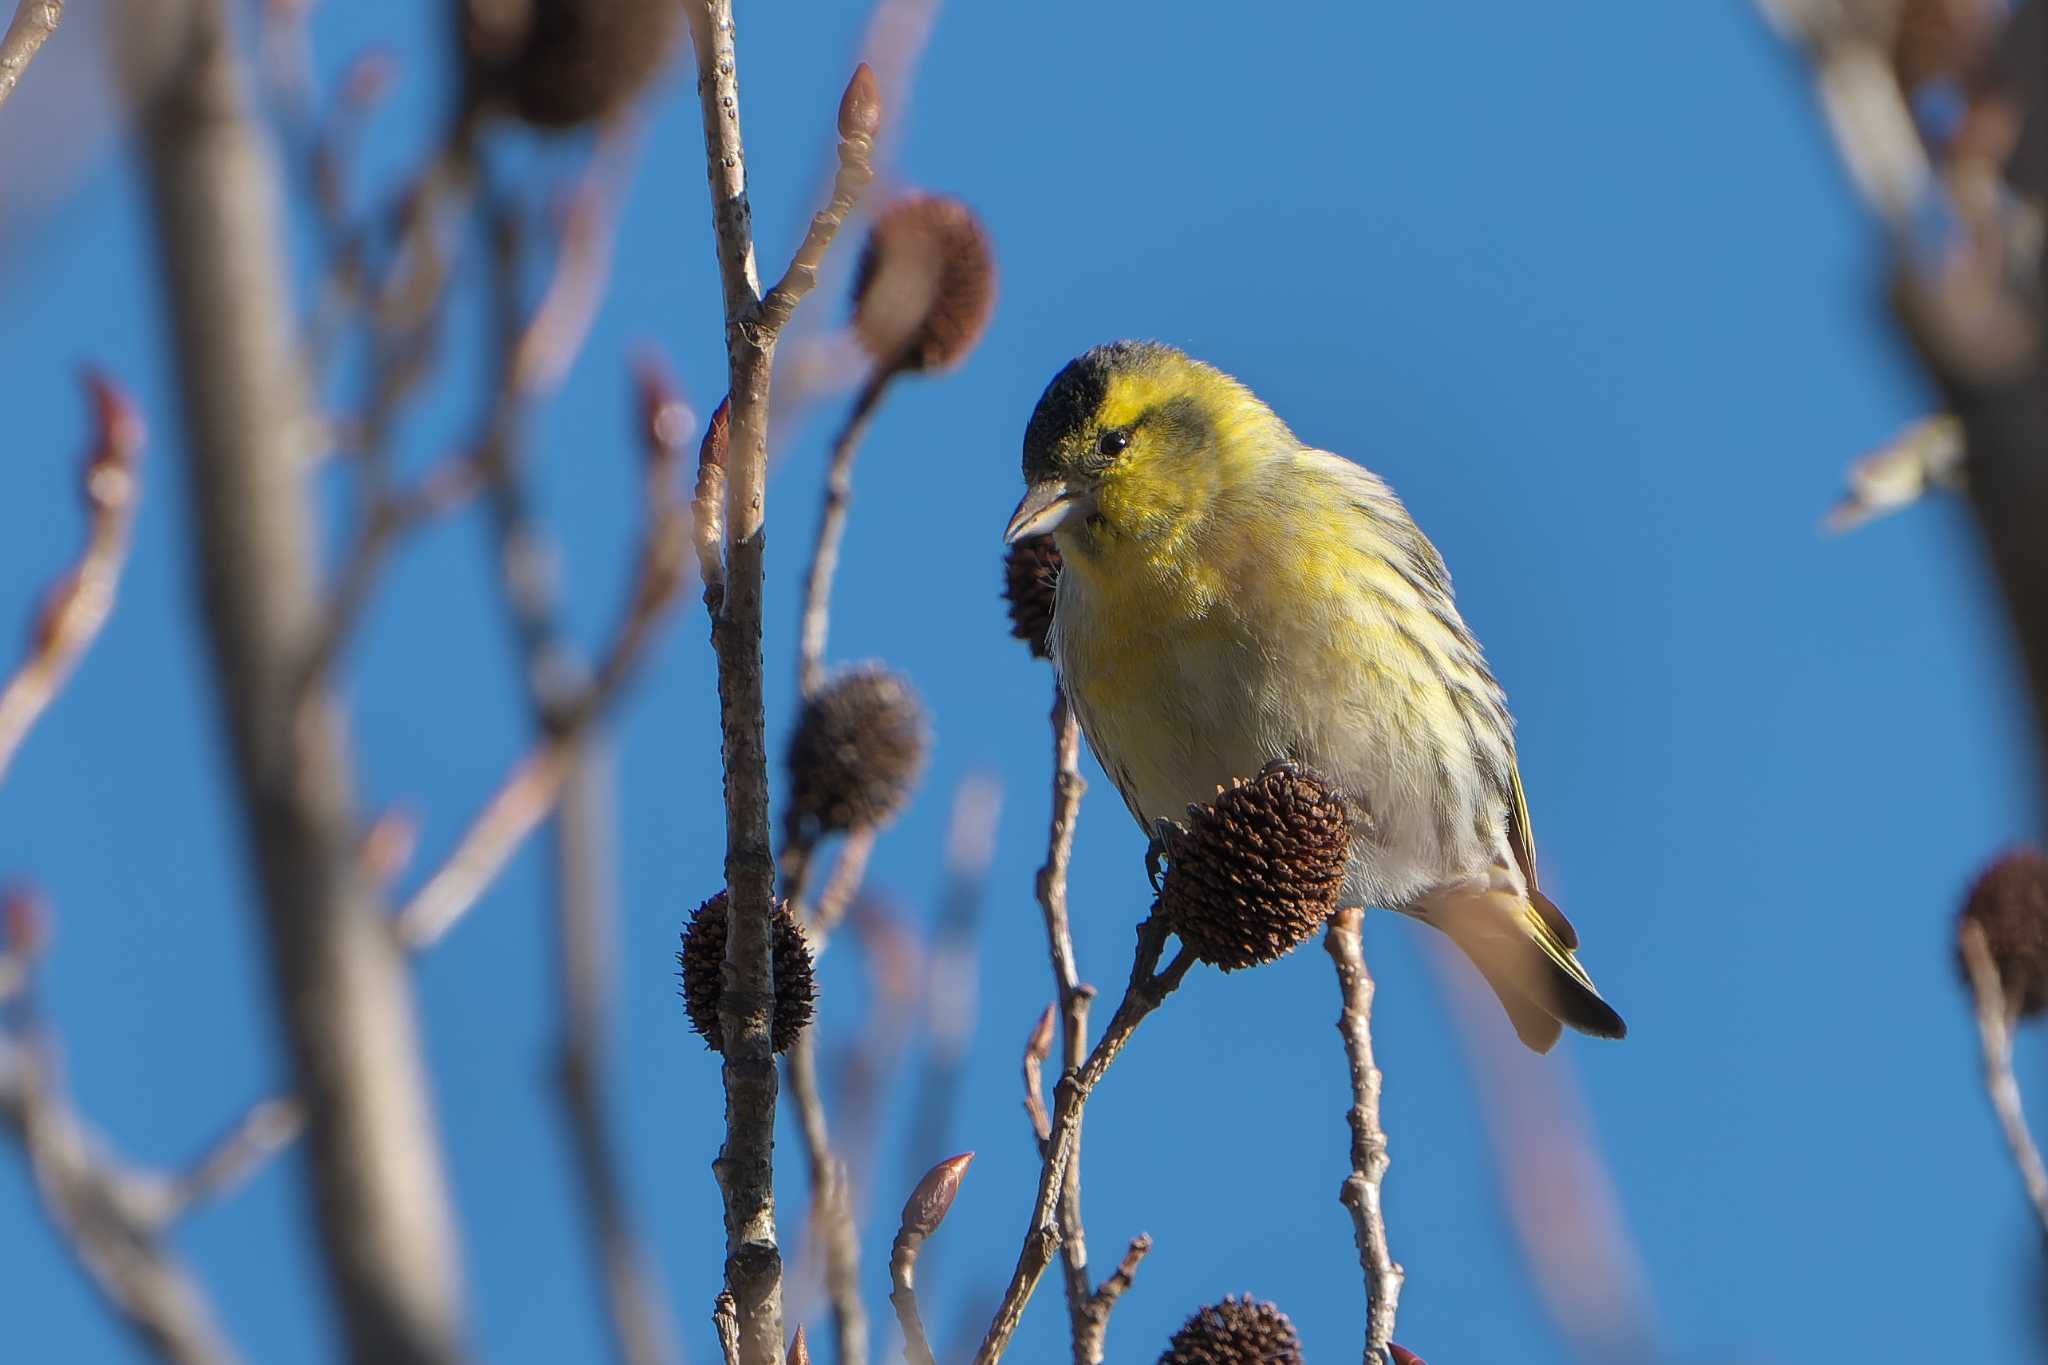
(1003, 340), (1625, 1052)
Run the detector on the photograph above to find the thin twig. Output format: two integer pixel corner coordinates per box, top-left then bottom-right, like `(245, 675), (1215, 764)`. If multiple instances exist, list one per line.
(808, 826), (878, 954)
(510, 125), (640, 399)
(391, 422), (688, 950)
(891, 1153), (972, 1365)
(165, 1095), (305, 1217)
(0, 0), (61, 112)
(1021, 1003), (1055, 1144)
(473, 242), (688, 1365)
(0, 375), (144, 786)
(771, 86), (890, 1355)
(1959, 920), (2048, 1238)
(796, 367), (894, 696)
(0, 1036), (245, 1365)
(716, 1292), (744, 1365)
(683, 4), (876, 1358)
(786, 1030), (868, 1365)
(1326, 908), (1403, 1364)
(889, 1227), (939, 1365)
(779, 818), (874, 1365)
(902, 775), (1003, 1177)
(1025, 690), (1144, 1363)
(973, 911), (1193, 1365)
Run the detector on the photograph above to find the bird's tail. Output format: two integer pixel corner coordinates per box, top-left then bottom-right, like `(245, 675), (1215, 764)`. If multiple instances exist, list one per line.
(1428, 886), (1627, 1054)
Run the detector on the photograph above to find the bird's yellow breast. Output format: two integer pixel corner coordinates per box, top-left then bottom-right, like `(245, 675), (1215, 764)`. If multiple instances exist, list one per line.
(1050, 463), (1473, 838)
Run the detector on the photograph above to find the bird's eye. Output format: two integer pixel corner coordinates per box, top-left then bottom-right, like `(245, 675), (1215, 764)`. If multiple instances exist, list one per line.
(1096, 429), (1129, 459)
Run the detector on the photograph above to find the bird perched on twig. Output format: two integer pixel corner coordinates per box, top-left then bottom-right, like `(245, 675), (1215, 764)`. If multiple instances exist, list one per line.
(1005, 340), (1625, 1052)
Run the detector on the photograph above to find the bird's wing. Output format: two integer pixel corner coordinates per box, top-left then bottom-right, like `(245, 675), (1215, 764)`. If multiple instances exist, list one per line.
(1298, 447), (1585, 947)
(1507, 759), (1540, 893)
(1506, 758), (1578, 949)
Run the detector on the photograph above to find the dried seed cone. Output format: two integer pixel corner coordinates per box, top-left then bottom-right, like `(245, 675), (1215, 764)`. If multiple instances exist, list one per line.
(1958, 848), (2048, 1018)
(849, 194), (996, 373)
(1158, 1296), (1303, 1365)
(786, 666), (929, 847)
(458, 0), (681, 130)
(678, 892), (816, 1054)
(1003, 536), (1062, 659)
(1161, 762), (1350, 971)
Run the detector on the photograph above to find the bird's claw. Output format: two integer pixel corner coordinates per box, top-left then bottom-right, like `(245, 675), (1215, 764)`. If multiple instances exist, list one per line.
(1145, 817), (1188, 891)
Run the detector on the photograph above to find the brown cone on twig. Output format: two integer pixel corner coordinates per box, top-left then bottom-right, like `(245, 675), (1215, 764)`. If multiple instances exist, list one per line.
(1003, 536), (1062, 659)
(1157, 1296), (1303, 1365)
(678, 892), (816, 1053)
(785, 665), (929, 848)
(457, 0), (681, 130)
(1160, 761), (1351, 971)
(1957, 847), (2048, 1018)
(849, 194), (996, 374)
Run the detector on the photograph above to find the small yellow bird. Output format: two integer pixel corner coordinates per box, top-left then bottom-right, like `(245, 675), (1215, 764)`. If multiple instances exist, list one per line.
(1005, 341), (1625, 1052)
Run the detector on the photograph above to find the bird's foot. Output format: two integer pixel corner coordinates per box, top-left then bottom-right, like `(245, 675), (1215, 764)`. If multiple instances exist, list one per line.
(1145, 817), (1188, 892)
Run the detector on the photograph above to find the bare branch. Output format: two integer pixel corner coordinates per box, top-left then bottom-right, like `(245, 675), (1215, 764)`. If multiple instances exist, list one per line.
(1021, 1003), (1055, 1143)
(1959, 919), (2048, 1237)
(682, 5), (879, 1357)
(0, 374), (144, 786)
(0, 0), (61, 112)
(1018, 689), (1142, 1362)
(973, 911), (1194, 1364)
(785, 1032), (868, 1365)
(806, 826), (877, 956)
(796, 367), (894, 696)
(528, 358), (691, 1365)
(760, 62), (877, 334)
(511, 126), (640, 398)
(902, 775), (1003, 1173)
(891, 1153), (972, 1365)
(0, 1037), (245, 1365)
(1325, 909), (1403, 1363)
(683, 0), (785, 1350)
(165, 1095), (305, 1217)
(135, 4), (468, 1359)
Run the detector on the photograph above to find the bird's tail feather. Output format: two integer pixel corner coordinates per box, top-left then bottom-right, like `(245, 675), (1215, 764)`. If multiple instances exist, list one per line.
(1430, 888), (1626, 1054)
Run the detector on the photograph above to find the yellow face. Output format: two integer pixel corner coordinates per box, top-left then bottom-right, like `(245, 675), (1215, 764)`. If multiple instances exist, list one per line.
(1004, 341), (1288, 555)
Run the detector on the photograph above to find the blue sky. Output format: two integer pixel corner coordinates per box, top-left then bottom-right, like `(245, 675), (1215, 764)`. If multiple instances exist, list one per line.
(3, 2), (2044, 1363)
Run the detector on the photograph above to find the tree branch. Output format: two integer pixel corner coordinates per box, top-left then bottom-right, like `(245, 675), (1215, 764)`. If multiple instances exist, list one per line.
(891, 1153), (972, 1365)
(135, 5), (468, 1360)
(0, 0), (61, 112)
(682, 5), (876, 1358)
(1019, 691), (1144, 1361)
(0, 1035), (245, 1365)
(973, 910), (1192, 1364)
(1326, 908), (1403, 1364)
(0, 374), (144, 786)
(785, 1030), (867, 1365)
(795, 366), (893, 697)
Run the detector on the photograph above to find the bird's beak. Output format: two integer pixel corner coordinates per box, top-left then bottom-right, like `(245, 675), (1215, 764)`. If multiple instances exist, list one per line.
(1005, 478), (1091, 544)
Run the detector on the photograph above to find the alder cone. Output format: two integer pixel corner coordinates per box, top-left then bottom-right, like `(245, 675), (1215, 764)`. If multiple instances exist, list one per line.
(1157, 1296), (1303, 1365)
(1161, 762), (1351, 971)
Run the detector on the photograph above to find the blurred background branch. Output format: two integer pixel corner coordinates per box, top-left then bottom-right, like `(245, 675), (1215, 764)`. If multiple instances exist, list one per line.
(0, 374), (142, 784)
(131, 2), (468, 1359)
(0, 891), (261, 1365)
